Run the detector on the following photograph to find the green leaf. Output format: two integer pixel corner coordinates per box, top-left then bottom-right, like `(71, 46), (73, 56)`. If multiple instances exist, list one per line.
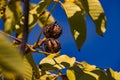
(16, 0), (53, 38)
(0, 0), (7, 18)
(67, 65), (98, 80)
(23, 57), (33, 80)
(30, 0), (53, 15)
(91, 70), (107, 80)
(0, 33), (23, 74)
(37, 10), (55, 28)
(40, 55), (76, 71)
(106, 68), (120, 80)
(2, 1), (22, 34)
(61, 1), (86, 50)
(67, 65), (83, 80)
(25, 53), (40, 79)
(80, 0), (106, 36)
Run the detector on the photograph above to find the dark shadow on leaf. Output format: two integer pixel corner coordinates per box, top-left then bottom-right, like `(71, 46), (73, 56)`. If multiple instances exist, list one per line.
(91, 70), (108, 80)
(69, 11), (86, 50)
(106, 69), (116, 80)
(61, 62), (70, 68)
(80, 0), (89, 12)
(69, 65), (84, 79)
(40, 63), (59, 71)
(95, 13), (106, 36)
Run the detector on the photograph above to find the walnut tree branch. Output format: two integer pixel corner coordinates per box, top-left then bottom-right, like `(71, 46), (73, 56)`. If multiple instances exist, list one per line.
(20, 0), (30, 54)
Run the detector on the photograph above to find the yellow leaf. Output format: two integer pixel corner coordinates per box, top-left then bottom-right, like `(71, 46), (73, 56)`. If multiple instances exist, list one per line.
(61, 1), (86, 50)
(107, 68), (120, 80)
(65, 0), (75, 2)
(81, 61), (97, 71)
(80, 0), (106, 35)
(67, 69), (76, 80)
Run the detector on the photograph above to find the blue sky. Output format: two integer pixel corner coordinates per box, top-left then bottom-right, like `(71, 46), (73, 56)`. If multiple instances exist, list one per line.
(0, 0), (120, 71)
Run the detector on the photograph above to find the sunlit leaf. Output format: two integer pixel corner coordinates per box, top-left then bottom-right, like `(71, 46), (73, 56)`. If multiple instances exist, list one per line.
(2, 1), (22, 34)
(0, 0), (7, 18)
(30, 0), (53, 15)
(67, 65), (98, 80)
(106, 68), (120, 80)
(65, 0), (75, 2)
(16, 0), (53, 38)
(61, 1), (86, 50)
(25, 53), (40, 79)
(0, 33), (23, 74)
(80, 61), (97, 71)
(67, 65), (83, 80)
(37, 10), (55, 28)
(80, 0), (106, 36)
(40, 55), (76, 71)
(67, 69), (76, 80)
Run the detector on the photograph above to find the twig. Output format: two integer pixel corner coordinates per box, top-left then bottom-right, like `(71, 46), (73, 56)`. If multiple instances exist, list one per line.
(20, 0), (30, 55)
(34, 2), (58, 48)
(0, 30), (57, 56)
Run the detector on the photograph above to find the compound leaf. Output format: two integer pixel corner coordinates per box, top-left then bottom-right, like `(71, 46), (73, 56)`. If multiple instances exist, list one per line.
(40, 55), (76, 71)
(80, 0), (106, 36)
(2, 1), (22, 34)
(61, 1), (86, 50)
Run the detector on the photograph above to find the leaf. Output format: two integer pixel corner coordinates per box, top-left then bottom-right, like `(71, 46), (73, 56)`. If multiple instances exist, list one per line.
(61, 1), (86, 50)
(80, 61), (97, 71)
(106, 68), (120, 80)
(77, 61), (105, 79)
(23, 57), (33, 80)
(67, 65), (83, 80)
(39, 72), (58, 80)
(2, 1), (22, 34)
(3, 72), (15, 80)
(30, 0), (53, 15)
(67, 69), (76, 80)
(25, 53), (40, 79)
(91, 70), (108, 80)
(0, 33), (23, 74)
(37, 10), (55, 28)
(16, 0), (53, 38)
(65, 0), (75, 2)
(40, 55), (76, 71)
(67, 65), (98, 80)
(0, 0), (7, 18)
(80, 0), (106, 36)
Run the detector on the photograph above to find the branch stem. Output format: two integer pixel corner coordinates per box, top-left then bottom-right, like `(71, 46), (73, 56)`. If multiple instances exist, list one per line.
(20, 0), (30, 54)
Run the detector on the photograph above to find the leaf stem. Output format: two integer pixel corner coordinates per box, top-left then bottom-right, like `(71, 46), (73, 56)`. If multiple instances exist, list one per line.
(0, 30), (53, 55)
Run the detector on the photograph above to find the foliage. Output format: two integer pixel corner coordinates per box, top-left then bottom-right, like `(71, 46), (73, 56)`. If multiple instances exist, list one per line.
(0, 0), (119, 80)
